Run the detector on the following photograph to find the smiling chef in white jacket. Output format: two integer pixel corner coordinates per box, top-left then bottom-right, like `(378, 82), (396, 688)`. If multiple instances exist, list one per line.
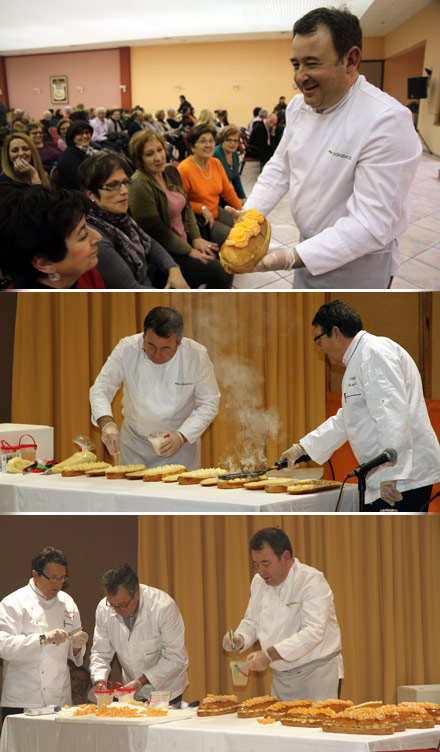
(89, 306), (220, 469)
(223, 528), (343, 701)
(235, 7), (422, 289)
(0, 546), (87, 722)
(282, 300), (440, 512)
(89, 564), (188, 705)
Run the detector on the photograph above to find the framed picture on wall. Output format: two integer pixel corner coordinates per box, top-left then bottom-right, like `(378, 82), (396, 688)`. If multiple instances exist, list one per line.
(50, 76), (68, 105)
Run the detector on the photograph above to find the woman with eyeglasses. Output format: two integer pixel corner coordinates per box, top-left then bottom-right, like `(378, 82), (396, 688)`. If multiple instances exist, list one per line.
(213, 125), (246, 206)
(57, 120), (98, 189)
(177, 123), (242, 245)
(79, 152), (189, 289)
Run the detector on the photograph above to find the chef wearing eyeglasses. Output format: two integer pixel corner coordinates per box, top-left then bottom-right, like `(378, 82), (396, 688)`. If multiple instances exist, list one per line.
(0, 546), (87, 721)
(89, 564), (188, 706)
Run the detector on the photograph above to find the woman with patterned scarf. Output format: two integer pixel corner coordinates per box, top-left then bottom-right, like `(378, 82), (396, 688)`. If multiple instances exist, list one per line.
(78, 153), (189, 289)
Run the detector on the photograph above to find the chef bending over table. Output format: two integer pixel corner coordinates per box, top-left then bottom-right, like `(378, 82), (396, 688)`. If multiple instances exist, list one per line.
(89, 306), (220, 470)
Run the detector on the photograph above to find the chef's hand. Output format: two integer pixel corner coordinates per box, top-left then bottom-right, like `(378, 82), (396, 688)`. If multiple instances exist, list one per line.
(71, 630), (88, 648)
(43, 629), (69, 645)
(224, 206), (243, 219)
(159, 431), (185, 457)
(222, 632), (245, 652)
(252, 247), (299, 272)
(246, 650), (270, 672)
(101, 421), (120, 455)
(280, 443), (306, 469)
(123, 678), (144, 693)
(380, 480), (403, 505)
(165, 266), (190, 289)
(88, 683), (101, 703)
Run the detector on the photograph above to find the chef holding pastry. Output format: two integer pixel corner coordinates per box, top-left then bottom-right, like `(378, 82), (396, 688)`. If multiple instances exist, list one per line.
(0, 546), (88, 721)
(223, 527), (342, 701)
(282, 300), (440, 512)
(89, 306), (220, 470)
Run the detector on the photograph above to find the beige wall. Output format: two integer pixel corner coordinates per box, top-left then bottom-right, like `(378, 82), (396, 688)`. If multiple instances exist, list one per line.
(131, 36), (385, 127)
(383, 0), (440, 153)
(383, 45), (425, 105)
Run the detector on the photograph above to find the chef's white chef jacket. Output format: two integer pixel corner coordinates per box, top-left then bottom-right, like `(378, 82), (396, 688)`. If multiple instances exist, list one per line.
(244, 75), (422, 289)
(89, 334), (220, 469)
(0, 581), (84, 708)
(300, 331), (440, 505)
(236, 559), (342, 673)
(89, 584), (189, 701)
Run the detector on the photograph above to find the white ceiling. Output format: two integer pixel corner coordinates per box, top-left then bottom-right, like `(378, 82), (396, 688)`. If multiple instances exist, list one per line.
(0, 0), (433, 56)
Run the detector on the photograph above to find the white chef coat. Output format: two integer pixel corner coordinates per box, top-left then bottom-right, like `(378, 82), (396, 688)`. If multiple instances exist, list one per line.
(236, 559), (342, 679)
(89, 584), (189, 701)
(244, 75), (422, 289)
(89, 334), (220, 470)
(300, 331), (440, 505)
(0, 580), (84, 708)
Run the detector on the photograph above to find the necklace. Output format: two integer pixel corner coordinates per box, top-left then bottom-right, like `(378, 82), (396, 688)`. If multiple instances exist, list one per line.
(192, 156), (212, 179)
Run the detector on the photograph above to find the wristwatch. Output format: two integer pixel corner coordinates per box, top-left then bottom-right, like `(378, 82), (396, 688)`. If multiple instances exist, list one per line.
(39, 634), (46, 645)
(201, 205), (207, 213)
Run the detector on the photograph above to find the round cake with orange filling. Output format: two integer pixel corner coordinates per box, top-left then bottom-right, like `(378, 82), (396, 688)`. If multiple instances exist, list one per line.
(281, 705), (337, 728)
(197, 694), (240, 716)
(322, 707), (395, 735)
(219, 209), (271, 274)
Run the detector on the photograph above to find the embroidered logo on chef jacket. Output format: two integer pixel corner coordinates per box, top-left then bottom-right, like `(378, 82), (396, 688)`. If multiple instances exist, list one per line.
(64, 609), (75, 630)
(328, 149), (352, 160)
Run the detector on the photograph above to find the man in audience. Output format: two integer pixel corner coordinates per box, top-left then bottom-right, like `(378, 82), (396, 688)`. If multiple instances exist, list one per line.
(241, 7), (422, 289)
(128, 109), (146, 139)
(90, 107), (110, 142)
(89, 564), (189, 705)
(223, 527), (342, 701)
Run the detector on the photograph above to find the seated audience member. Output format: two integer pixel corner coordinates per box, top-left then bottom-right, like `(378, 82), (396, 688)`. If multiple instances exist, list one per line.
(107, 109), (125, 135)
(128, 109), (145, 139)
(128, 130), (231, 288)
(55, 118), (71, 152)
(54, 108), (64, 122)
(144, 113), (161, 134)
(40, 109), (57, 134)
(70, 666), (91, 706)
(249, 112), (283, 167)
(0, 187), (104, 289)
(166, 108), (181, 129)
(157, 109), (186, 160)
(70, 104), (89, 123)
(155, 109), (174, 135)
(79, 152), (189, 290)
(177, 123), (242, 245)
(213, 110), (229, 130)
(57, 121), (97, 189)
(180, 107), (196, 129)
(27, 121), (61, 173)
(0, 133), (50, 200)
(248, 107), (267, 135)
(90, 107), (110, 142)
(214, 125), (246, 204)
(198, 109), (217, 129)
(0, 99), (7, 127)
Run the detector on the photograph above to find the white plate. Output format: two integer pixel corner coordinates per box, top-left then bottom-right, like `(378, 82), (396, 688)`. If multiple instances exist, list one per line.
(55, 707), (196, 725)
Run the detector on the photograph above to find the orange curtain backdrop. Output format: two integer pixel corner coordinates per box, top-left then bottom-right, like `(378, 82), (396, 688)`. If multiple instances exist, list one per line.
(138, 515), (440, 706)
(11, 291), (325, 466)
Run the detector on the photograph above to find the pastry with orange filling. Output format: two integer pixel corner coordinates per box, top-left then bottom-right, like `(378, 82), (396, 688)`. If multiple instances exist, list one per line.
(197, 694), (240, 716)
(281, 705), (337, 728)
(322, 707), (395, 735)
(219, 209), (271, 274)
(237, 695), (277, 718)
(266, 700), (313, 719)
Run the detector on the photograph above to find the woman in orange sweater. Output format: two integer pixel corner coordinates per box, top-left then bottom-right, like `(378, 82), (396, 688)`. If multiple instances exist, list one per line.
(178, 124), (243, 245)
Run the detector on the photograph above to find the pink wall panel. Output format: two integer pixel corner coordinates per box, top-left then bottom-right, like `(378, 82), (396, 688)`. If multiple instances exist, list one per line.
(6, 49), (121, 117)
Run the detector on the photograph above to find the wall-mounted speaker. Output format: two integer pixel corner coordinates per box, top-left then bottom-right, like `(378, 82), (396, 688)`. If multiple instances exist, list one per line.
(407, 77), (428, 99)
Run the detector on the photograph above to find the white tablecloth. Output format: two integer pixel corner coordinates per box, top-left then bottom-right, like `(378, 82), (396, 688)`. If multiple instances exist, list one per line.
(1, 712), (438, 752)
(0, 473), (358, 513)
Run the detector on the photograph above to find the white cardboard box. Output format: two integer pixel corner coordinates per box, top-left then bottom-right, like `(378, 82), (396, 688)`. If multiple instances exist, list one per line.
(397, 684), (440, 703)
(0, 424), (54, 470)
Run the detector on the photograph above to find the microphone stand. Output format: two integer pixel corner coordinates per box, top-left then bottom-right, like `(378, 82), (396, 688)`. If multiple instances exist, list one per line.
(348, 467), (367, 512)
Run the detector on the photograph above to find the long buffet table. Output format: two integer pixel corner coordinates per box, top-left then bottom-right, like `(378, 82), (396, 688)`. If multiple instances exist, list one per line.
(1, 711), (438, 752)
(0, 472), (358, 513)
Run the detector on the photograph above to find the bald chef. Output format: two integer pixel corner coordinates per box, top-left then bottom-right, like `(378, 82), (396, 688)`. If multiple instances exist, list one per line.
(89, 306), (220, 469)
